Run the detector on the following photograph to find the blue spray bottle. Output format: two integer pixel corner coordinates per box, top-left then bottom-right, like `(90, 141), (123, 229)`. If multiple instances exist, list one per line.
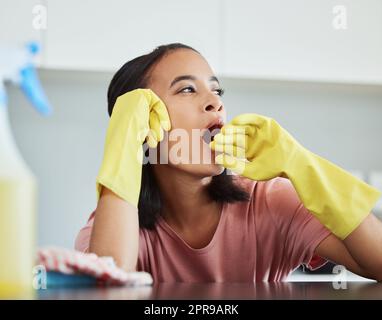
(0, 42), (52, 297)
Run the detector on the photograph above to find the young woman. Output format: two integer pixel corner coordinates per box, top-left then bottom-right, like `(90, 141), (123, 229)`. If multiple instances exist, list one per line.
(75, 43), (382, 282)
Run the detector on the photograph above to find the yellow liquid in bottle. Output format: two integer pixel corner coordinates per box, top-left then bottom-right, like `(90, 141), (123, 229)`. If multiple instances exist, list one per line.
(0, 175), (36, 299)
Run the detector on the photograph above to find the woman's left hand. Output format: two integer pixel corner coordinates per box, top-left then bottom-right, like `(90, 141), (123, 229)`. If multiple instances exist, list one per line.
(210, 113), (382, 241)
(209, 113), (305, 181)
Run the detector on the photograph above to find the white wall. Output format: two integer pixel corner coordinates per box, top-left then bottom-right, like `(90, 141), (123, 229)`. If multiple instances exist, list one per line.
(7, 69), (382, 248)
(2, 0), (382, 83)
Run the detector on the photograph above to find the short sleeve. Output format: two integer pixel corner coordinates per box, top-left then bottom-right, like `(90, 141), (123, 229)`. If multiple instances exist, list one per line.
(265, 177), (332, 271)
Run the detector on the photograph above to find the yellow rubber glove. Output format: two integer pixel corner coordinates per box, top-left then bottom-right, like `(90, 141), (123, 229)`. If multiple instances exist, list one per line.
(210, 113), (381, 239)
(96, 88), (171, 208)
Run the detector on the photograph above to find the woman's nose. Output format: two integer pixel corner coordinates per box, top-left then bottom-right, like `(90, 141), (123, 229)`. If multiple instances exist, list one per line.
(204, 96), (223, 113)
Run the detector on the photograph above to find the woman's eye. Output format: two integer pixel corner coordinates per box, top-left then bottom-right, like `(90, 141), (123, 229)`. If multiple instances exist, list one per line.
(179, 86), (195, 94)
(179, 86), (225, 96)
(214, 88), (225, 96)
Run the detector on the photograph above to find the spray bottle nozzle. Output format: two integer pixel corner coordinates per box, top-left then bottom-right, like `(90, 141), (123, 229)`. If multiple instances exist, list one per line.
(0, 41), (53, 116)
(27, 42), (40, 55)
(20, 64), (52, 116)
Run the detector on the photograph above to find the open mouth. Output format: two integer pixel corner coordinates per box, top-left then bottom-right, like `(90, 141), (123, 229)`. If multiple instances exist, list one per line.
(202, 123), (223, 144)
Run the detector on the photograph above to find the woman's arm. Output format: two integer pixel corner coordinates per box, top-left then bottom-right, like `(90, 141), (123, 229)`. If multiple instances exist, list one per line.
(89, 186), (140, 272)
(315, 213), (382, 281)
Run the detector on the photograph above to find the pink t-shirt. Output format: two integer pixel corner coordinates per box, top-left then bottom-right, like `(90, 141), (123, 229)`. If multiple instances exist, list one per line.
(75, 176), (332, 282)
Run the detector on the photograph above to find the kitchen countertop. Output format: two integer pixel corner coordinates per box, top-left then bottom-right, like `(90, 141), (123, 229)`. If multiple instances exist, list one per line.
(37, 281), (382, 300)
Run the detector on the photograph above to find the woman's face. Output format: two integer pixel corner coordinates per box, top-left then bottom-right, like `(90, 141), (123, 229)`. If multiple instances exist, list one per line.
(147, 48), (226, 177)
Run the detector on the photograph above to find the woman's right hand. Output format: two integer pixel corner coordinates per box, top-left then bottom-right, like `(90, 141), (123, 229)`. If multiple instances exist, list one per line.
(113, 88), (171, 148)
(96, 88), (171, 208)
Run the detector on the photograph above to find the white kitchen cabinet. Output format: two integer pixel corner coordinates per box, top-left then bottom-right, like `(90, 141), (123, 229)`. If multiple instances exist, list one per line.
(0, 0), (43, 50)
(42, 0), (222, 72)
(221, 0), (382, 84)
(11, 0), (381, 85)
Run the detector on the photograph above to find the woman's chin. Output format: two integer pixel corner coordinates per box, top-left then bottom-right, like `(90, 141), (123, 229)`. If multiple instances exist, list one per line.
(173, 162), (224, 178)
(204, 145), (225, 175)
(166, 140), (225, 177)
(201, 162), (225, 176)
(212, 164), (225, 176)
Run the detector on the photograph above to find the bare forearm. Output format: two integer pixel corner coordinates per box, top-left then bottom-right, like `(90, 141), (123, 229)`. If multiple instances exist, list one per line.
(89, 187), (140, 272)
(343, 213), (382, 281)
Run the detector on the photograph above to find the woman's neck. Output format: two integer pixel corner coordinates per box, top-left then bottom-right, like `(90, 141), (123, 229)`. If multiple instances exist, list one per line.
(152, 164), (221, 231)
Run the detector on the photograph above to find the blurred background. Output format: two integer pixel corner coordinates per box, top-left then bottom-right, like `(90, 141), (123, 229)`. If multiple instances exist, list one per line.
(1, 0), (381, 280)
